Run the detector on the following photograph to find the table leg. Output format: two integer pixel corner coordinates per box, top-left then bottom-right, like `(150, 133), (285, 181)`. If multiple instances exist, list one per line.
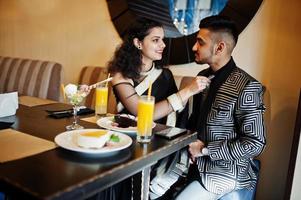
(141, 166), (151, 200)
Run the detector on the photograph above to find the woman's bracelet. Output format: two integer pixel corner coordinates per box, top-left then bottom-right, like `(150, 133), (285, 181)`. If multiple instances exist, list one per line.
(167, 93), (184, 111)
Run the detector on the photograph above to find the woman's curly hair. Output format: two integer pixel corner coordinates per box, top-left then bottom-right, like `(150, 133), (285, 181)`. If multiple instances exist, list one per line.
(108, 18), (163, 80)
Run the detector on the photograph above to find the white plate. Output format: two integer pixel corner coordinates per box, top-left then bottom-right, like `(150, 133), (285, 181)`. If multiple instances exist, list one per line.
(54, 129), (132, 154)
(96, 116), (156, 134)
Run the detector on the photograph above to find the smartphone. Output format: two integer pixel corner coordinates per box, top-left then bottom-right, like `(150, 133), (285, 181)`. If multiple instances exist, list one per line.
(155, 127), (187, 139)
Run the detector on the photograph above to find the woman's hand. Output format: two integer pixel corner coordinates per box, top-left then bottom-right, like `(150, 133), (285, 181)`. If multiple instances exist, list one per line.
(178, 76), (211, 104)
(186, 76), (211, 96)
(79, 84), (91, 96)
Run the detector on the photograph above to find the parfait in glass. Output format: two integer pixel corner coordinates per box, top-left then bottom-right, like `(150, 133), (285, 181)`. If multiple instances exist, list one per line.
(64, 84), (88, 130)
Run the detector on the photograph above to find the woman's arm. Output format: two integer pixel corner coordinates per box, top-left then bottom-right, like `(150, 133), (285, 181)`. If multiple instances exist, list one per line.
(112, 73), (172, 120)
(112, 72), (210, 120)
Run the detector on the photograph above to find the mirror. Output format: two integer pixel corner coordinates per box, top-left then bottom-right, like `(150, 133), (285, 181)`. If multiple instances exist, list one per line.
(169, 0), (228, 37)
(107, 0), (263, 65)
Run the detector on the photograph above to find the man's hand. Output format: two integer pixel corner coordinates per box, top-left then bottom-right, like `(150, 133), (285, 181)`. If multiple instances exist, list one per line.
(189, 140), (206, 163)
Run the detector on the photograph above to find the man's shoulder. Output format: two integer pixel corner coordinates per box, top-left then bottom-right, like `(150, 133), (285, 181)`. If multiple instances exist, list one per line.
(220, 67), (264, 97)
(232, 67), (261, 83)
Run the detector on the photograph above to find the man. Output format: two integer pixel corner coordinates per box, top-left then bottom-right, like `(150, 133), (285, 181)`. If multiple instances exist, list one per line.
(176, 15), (266, 199)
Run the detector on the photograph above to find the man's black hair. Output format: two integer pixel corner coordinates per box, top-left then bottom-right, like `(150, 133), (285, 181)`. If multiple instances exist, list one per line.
(199, 15), (238, 45)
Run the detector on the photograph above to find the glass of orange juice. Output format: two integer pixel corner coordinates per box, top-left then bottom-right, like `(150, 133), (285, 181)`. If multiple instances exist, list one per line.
(137, 95), (155, 143)
(95, 84), (108, 116)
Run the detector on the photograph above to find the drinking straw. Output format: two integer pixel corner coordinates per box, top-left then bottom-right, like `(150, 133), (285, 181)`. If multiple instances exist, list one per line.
(147, 81), (152, 99)
(88, 77), (113, 90)
(105, 73), (110, 87)
(61, 84), (66, 102)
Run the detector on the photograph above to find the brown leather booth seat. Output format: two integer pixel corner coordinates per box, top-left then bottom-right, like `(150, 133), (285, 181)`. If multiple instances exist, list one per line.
(0, 56), (63, 101)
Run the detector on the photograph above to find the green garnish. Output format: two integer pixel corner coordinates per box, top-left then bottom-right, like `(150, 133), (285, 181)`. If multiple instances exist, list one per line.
(110, 134), (120, 142)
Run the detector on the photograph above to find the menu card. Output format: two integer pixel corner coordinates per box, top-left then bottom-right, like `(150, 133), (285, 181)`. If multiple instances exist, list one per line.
(19, 96), (57, 107)
(81, 113), (114, 124)
(80, 116), (99, 124)
(0, 129), (56, 163)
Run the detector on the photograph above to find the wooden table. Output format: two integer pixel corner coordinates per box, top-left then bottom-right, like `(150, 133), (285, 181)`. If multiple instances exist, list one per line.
(0, 103), (197, 200)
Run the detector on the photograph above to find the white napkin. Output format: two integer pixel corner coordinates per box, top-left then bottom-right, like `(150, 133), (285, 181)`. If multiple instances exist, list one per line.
(0, 92), (18, 117)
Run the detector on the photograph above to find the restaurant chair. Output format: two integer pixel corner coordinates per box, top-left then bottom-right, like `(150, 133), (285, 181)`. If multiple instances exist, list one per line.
(78, 66), (117, 114)
(0, 56), (63, 101)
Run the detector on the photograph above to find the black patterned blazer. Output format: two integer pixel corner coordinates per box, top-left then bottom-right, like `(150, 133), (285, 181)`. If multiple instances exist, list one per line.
(187, 58), (266, 195)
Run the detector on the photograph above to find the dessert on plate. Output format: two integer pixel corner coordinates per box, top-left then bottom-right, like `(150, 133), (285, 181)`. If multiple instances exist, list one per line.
(77, 130), (110, 149)
(113, 115), (137, 128)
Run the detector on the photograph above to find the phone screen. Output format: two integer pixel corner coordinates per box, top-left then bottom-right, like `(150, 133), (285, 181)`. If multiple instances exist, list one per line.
(155, 127), (187, 139)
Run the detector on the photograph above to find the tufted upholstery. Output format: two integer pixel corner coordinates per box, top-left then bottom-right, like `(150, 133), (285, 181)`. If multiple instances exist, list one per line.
(0, 56), (63, 101)
(78, 66), (117, 114)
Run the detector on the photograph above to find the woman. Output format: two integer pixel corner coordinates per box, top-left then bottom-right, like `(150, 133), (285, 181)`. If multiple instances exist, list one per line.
(108, 17), (210, 125)
(106, 18), (211, 200)
(90, 18), (211, 200)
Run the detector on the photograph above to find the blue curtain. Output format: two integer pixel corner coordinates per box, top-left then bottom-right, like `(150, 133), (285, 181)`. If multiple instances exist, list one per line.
(0, 192), (4, 200)
(211, 0), (227, 15)
(168, 0), (228, 34)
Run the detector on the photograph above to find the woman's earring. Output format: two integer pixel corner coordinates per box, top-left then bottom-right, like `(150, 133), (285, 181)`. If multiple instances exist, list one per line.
(138, 46), (141, 49)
